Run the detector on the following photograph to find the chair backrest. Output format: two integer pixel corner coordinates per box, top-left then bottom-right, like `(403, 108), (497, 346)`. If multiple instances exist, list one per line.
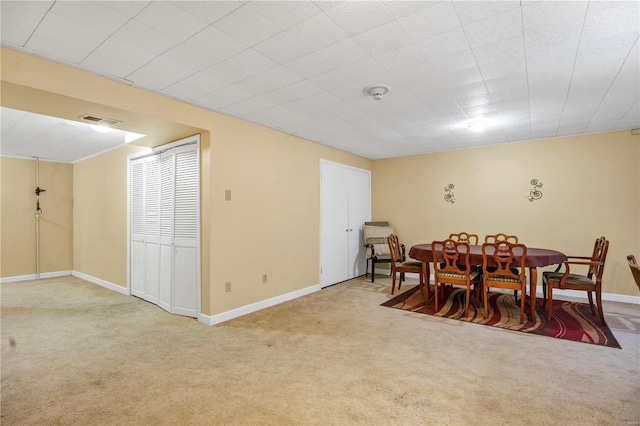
(432, 239), (472, 276)
(387, 234), (403, 266)
(449, 232), (479, 245)
(588, 236), (609, 281)
(626, 255), (640, 290)
(482, 241), (527, 281)
(484, 233), (519, 243)
(363, 222), (394, 258)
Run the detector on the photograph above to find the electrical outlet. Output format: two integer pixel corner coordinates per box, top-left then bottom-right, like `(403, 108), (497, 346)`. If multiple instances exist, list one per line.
(225, 281), (231, 292)
(262, 274), (268, 284)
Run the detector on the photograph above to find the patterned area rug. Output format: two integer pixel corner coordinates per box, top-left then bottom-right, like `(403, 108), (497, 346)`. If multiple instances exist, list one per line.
(381, 285), (621, 348)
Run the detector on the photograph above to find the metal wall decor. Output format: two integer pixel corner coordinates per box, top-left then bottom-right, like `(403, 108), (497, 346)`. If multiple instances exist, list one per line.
(528, 179), (543, 201)
(444, 184), (455, 203)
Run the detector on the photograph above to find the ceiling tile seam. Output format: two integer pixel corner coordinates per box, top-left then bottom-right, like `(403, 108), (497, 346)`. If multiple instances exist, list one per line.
(554, 2), (590, 136)
(612, 100), (640, 130)
(21, 1), (55, 47)
(172, 1), (244, 26)
(451, 1), (507, 142)
(519, 1), (533, 141)
(584, 34), (640, 133)
(78, 14), (139, 67)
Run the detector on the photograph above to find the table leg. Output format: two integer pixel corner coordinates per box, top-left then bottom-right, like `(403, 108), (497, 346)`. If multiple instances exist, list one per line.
(529, 267), (537, 320)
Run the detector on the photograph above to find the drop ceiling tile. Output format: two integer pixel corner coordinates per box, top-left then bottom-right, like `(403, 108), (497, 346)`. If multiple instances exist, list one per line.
(127, 55), (196, 90)
(234, 66), (302, 96)
(0, 1), (51, 46)
(415, 28), (470, 61)
(98, 1), (149, 17)
(197, 85), (254, 109)
(286, 12), (349, 51)
(398, 1), (461, 42)
(162, 72), (228, 100)
(282, 53), (334, 79)
(171, 1), (243, 24)
(438, 67), (484, 91)
(315, 38), (370, 68)
(464, 8), (523, 48)
(25, 12), (109, 64)
(161, 43), (219, 72)
(247, 1), (322, 30)
(402, 77), (445, 97)
(259, 80), (323, 105)
(313, 2), (343, 12)
(213, 5), (280, 47)
(392, 62), (438, 85)
(254, 32), (310, 64)
(282, 92), (343, 112)
(429, 49), (479, 76)
(453, 1), (521, 25)
(582, 1), (640, 39)
(186, 26), (248, 62)
(324, 1), (394, 36)
(308, 69), (353, 90)
(134, 1), (208, 41)
(200, 61), (253, 86)
(383, 0), (436, 19)
(337, 58), (387, 84)
(613, 101), (640, 129)
(49, 1), (130, 34)
(353, 21), (412, 56)
(220, 96), (276, 116)
(373, 45), (425, 73)
(113, 19), (180, 55)
(81, 37), (156, 78)
(226, 49), (279, 77)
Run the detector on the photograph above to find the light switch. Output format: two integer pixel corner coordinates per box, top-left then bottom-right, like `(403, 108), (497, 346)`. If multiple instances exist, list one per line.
(225, 190), (231, 201)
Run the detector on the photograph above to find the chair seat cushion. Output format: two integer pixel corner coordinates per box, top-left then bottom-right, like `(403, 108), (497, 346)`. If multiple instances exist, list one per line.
(364, 225), (395, 258)
(438, 270), (479, 280)
(486, 275), (521, 283)
(543, 271), (596, 287)
(400, 260), (422, 268)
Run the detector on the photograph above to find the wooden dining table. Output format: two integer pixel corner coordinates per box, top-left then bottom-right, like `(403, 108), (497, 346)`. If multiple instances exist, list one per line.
(408, 244), (568, 319)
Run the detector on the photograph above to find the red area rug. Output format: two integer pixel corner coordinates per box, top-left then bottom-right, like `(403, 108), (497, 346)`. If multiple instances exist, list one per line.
(381, 285), (621, 348)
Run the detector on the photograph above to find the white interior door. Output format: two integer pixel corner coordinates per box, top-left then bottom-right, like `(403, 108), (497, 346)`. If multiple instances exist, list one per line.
(320, 162), (349, 287)
(348, 169), (371, 278)
(158, 151), (175, 312)
(143, 155), (161, 304)
(130, 158), (146, 300)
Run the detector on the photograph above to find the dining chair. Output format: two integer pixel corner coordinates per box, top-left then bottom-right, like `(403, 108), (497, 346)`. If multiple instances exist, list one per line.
(484, 233), (518, 244)
(482, 241), (528, 323)
(542, 236), (609, 325)
(449, 232), (479, 245)
(627, 255), (640, 291)
(431, 239), (482, 317)
(363, 222), (395, 283)
(387, 234), (424, 296)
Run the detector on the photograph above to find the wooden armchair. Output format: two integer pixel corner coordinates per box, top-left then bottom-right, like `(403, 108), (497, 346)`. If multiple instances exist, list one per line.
(627, 255), (640, 291)
(364, 222), (399, 283)
(387, 234), (424, 295)
(542, 236), (609, 325)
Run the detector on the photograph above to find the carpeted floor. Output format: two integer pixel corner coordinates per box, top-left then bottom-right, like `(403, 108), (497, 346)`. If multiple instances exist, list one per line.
(1, 275), (639, 425)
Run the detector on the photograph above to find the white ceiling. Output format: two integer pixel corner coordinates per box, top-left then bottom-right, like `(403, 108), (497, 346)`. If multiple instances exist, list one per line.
(1, 0), (639, 160)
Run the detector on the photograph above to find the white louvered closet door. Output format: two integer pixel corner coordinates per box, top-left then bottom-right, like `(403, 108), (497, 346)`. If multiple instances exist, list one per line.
(172, 144), (199, 317)
(129, 138), (199, 318)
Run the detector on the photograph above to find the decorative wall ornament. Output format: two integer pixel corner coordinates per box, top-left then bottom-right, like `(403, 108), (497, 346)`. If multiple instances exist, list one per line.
(528, 179), (543, 201)
(444, 184), (455, 203)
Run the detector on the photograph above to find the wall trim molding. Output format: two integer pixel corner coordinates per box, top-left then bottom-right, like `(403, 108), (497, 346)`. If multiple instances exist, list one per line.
(374, 269), (640, 305)
(0, 270), (72, 283)
(199, 284), (322, 326)
(71, 271), (129, 295)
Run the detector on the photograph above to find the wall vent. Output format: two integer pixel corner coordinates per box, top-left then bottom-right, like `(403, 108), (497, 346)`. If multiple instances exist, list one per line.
(79, 114), (120, 126)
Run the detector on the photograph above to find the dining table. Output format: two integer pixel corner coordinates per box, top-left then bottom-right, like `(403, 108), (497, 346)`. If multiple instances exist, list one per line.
(408, 244), (568, 319)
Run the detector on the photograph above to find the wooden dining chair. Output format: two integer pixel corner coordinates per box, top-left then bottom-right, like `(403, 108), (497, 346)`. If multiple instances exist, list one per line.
(542, 236), (609, 325)
(482, 241), (528, 323)
(387, 234), (424, 296)
(627, 255), (640, 291)
(432, 239), (482, 317)
(449, 232), (479, 245)
(484, 233), (518, 244)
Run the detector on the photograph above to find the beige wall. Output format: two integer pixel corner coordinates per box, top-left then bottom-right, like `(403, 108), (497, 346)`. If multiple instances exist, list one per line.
(1, 157), (73, 277)
(372, 131), (640, 297)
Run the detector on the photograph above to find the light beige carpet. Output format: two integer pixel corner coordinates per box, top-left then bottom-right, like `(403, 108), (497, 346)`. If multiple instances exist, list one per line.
(1, 275), (639, 425)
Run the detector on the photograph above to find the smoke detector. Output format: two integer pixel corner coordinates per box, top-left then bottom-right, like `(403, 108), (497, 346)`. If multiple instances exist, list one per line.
(363, 85), (390, 100)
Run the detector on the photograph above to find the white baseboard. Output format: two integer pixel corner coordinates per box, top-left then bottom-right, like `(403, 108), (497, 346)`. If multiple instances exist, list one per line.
(376, 269), (640, 305)
(0, 270), (72, 283)
(199, 283), (322, 326)
(71, 270), (129, 295)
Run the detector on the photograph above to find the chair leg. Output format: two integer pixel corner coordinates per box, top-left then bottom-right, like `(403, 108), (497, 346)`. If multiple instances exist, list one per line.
(519, 285), (525, 324)
(365, 259), (369, 277)
(483, 282), (489, 319)
(595, 290), (606, 326)
(391, 270), (396, 294)
(434, 280), (440, 312)
(371, 260), (375, 283)
(587, 291), (596, 315)
(464, 286), (471, 318)
(547, 286), (553, 321)
(398, 272), (404, 291)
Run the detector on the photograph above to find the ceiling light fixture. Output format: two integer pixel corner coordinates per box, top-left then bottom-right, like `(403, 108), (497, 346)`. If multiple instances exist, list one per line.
(467, 120), (489, 132)
(363, 85), (390, 101)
